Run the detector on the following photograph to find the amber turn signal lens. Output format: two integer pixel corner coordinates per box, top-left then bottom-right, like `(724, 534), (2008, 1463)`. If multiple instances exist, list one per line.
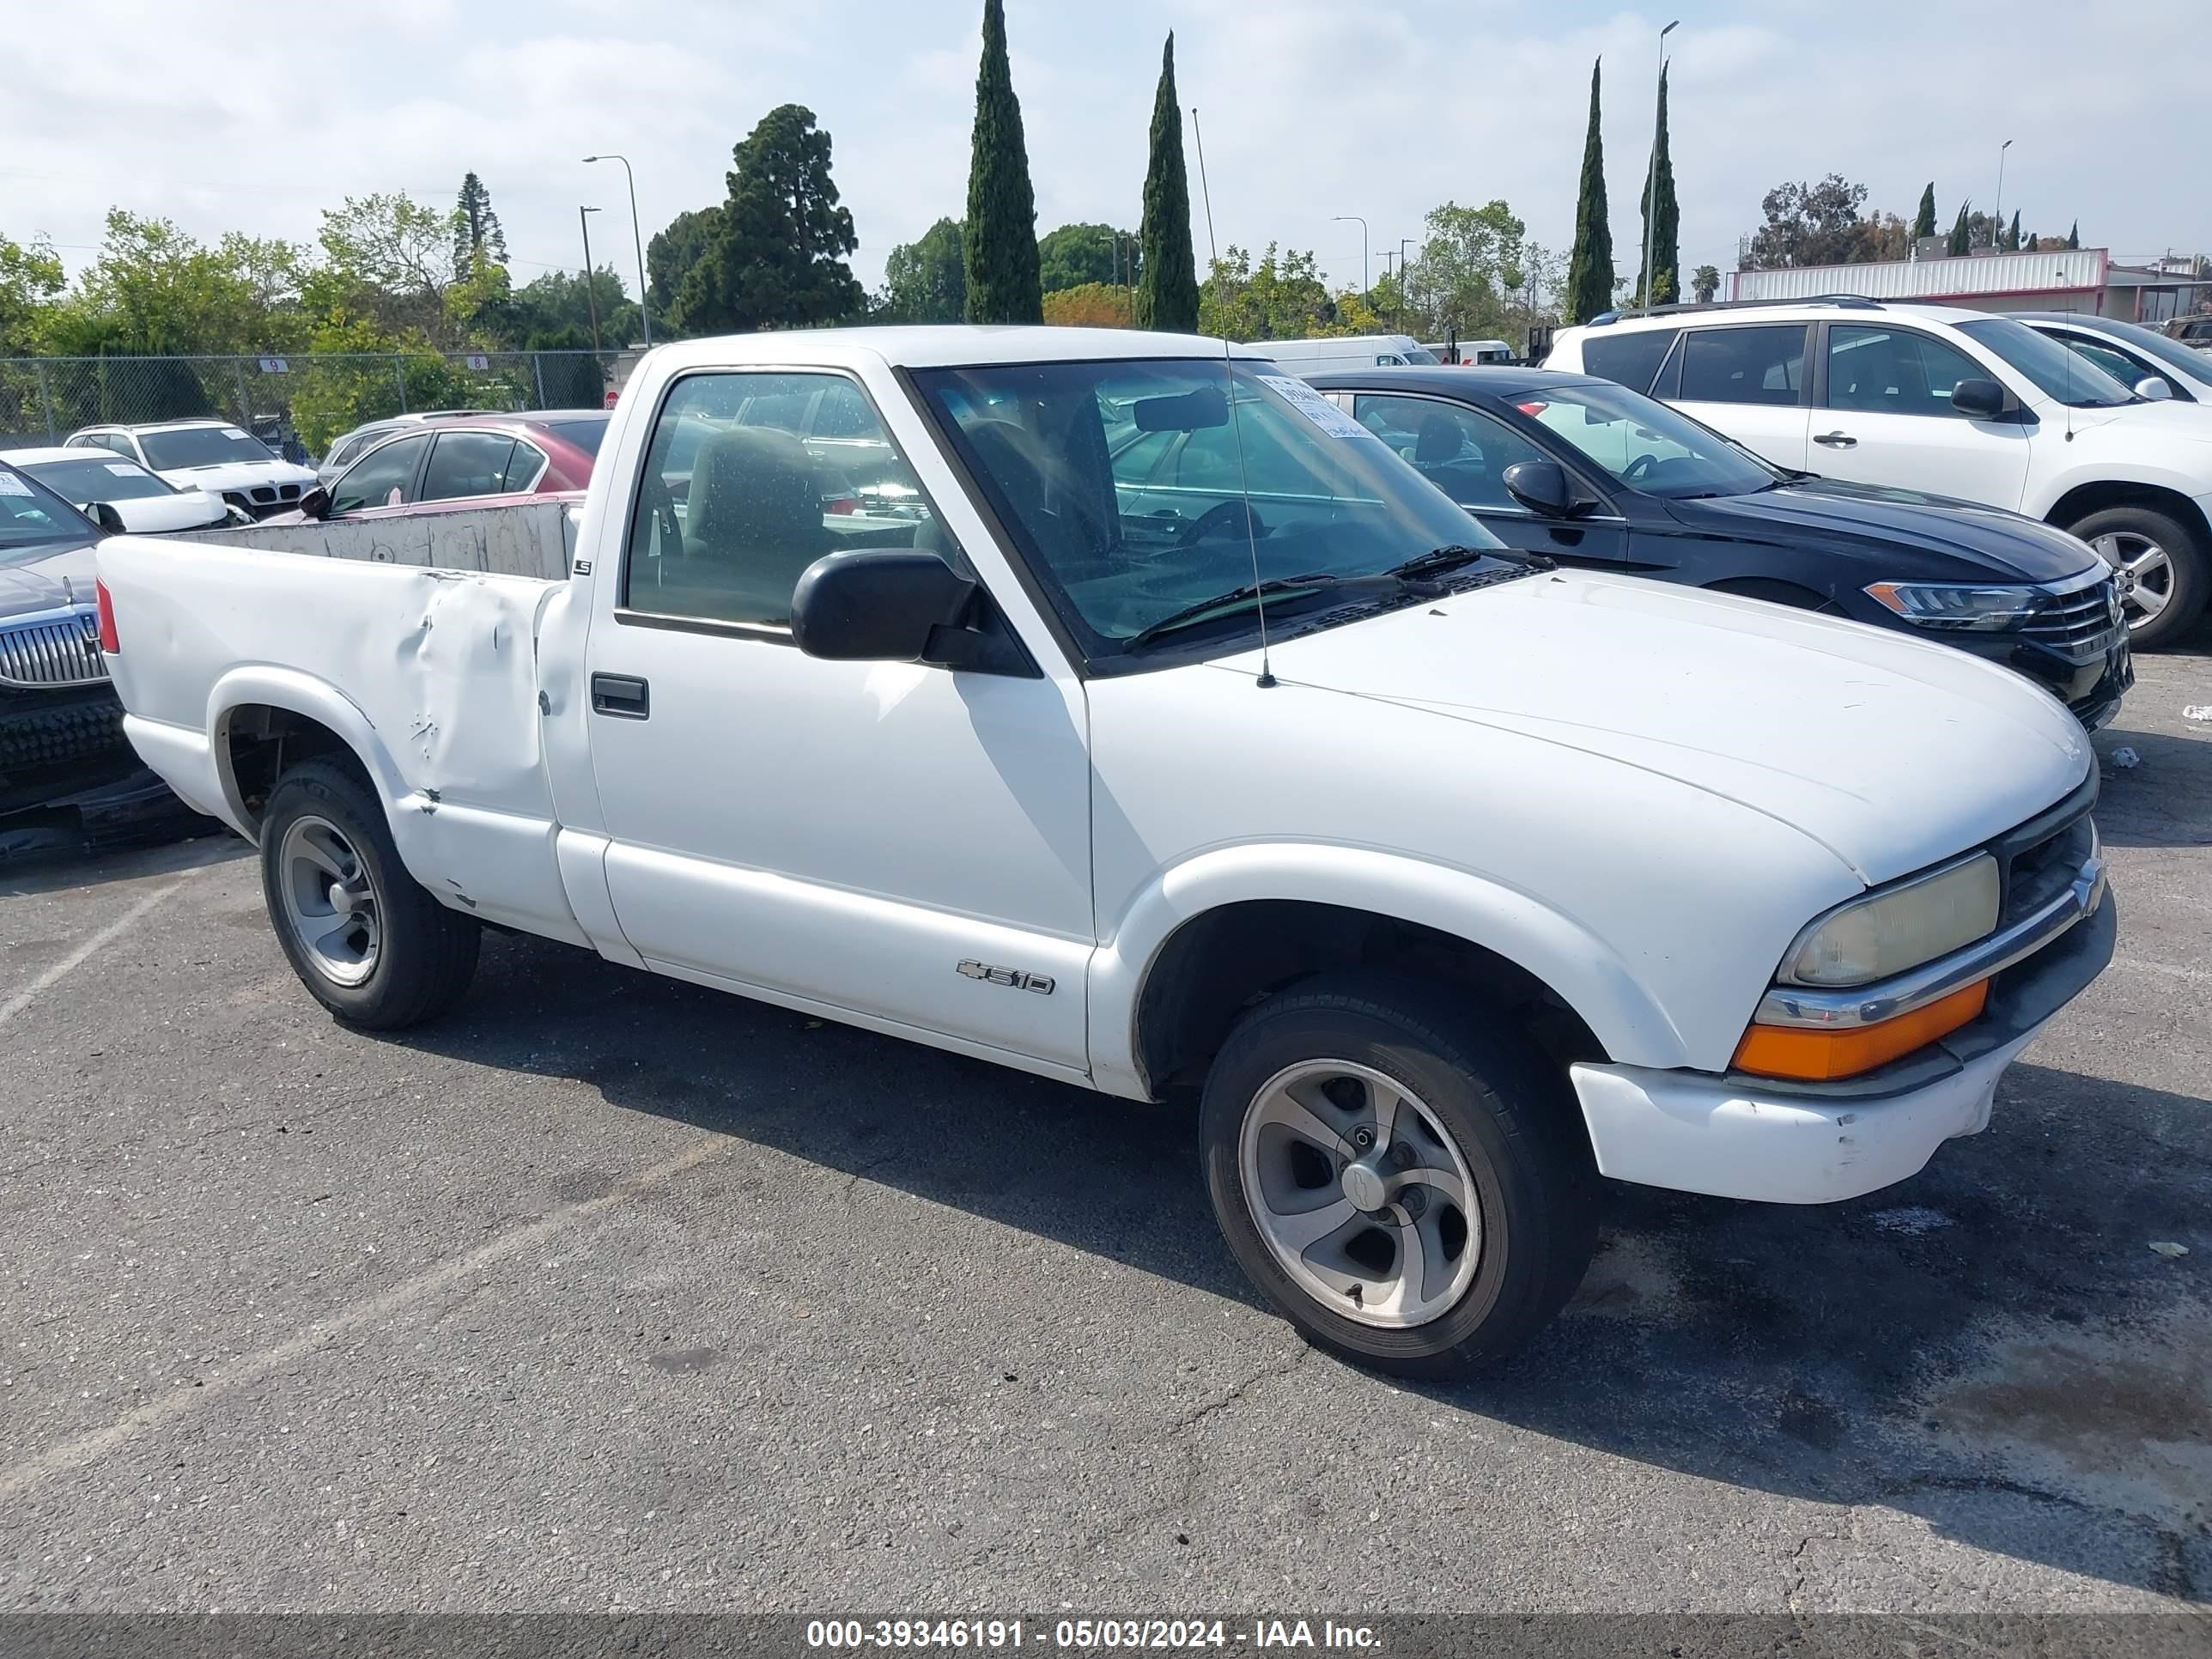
(1732, 980), (1989, 1082)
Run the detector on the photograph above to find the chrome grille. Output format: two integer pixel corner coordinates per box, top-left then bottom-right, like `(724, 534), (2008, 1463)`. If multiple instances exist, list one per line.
(2021, 573), (2124, 661)
(0, 606), (107, 688)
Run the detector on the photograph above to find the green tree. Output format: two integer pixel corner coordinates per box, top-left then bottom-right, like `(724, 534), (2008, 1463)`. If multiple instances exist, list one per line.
(2067, 221), (2080, 249)
(1638, 64), (1679, 308)
(1135, 32), (1200, 333)
(308, 192), (473, 344)
(878, 217), (967, 322)
(1402, 199), (1531, 340)
(453, 173), (507, 278)
(672, 104), (864, 336)
(1912, 183), (1937, 241)
(1565, 59), (1614, 324)
(0, 234), (65, 354)
(2006, 210), (2021, 252)
(963, 0), (1042, 324)
(1948, 200), (1973, 257)
(40, 210), (299, 357)
(1038, 223), (1133, 295)
(1744, 175), (1876, 268)
(504, 268), (639, 353)
(1042, 282), (1135, 327)
(645, 206), (722, 323)
(1199, 245), (1340, 339)
(1692, 264), (1721, 304)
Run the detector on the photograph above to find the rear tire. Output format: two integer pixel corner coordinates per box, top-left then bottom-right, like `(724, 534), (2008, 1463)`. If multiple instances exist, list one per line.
(259, 758), (480, 1029)
(2069, 504), (2208, 649)
(1200, 971), (1598, 1377)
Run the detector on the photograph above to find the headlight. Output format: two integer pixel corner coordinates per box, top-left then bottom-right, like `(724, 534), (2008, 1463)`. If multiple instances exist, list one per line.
(1782, 854), (2001, 987)
(1864, 580), (2040, 630)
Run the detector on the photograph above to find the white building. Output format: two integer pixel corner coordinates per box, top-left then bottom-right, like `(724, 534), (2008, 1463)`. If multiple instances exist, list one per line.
(1728, 247), (2212, 322)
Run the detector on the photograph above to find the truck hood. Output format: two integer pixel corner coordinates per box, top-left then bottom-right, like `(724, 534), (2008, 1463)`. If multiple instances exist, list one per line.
(0, 541), (99, 619)
(1671, 478), (2097, 582)
(1226, 570), (2091, 885)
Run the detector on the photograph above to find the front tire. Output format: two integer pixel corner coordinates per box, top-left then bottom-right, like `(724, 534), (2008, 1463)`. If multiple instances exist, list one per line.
(259, 758), (480, 1029)
(1200, 972), (1598, 1376)
(2069, 504), (2208, 649)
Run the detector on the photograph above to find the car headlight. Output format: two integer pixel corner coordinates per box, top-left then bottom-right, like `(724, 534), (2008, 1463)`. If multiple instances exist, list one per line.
(1864, 580), (2040, 630)
(1782, 853), (2001, 987)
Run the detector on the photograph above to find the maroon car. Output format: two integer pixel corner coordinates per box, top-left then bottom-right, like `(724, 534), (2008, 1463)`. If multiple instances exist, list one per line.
(289, 411), (608, 522)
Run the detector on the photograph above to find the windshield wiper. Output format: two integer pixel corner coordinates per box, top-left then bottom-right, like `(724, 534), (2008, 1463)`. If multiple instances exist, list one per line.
(1123, 573), (1345, 650)
(1387, 542), (1547, 576)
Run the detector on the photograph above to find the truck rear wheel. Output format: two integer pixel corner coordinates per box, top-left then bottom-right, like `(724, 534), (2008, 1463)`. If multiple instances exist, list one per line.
(1200, 972), (1598, 1376)
(259, 758), (480, 1029)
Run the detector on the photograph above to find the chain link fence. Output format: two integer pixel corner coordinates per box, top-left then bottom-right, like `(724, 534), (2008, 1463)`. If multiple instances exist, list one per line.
(0, 351), (613, 463)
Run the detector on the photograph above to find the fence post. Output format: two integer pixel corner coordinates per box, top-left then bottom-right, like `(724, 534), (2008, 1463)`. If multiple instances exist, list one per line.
(393, 359), (408, 415)
(34, 362), (54, 441)
(533, 353), (546, 409)
(234, 360), (252, 427)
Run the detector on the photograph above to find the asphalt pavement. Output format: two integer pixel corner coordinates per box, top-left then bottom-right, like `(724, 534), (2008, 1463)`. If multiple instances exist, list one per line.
(0, 651), (2206, 1619)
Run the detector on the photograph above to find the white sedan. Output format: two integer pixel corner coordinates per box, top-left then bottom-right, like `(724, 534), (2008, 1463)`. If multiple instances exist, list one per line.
(1, 446), (239, 532)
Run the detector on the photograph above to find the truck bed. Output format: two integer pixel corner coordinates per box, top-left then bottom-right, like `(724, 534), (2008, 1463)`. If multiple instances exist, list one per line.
(96, 532), (585, 943)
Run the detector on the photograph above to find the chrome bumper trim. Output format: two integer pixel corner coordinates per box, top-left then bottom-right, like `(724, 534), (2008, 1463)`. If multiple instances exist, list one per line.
(1754, 852), (2106, 1030)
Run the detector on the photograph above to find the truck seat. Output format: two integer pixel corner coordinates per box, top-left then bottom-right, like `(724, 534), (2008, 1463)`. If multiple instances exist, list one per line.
(674, 426), (830, 624)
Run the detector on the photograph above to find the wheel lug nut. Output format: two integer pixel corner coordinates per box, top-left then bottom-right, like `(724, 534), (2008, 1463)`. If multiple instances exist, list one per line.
(1351, 1127), (1375, 1150)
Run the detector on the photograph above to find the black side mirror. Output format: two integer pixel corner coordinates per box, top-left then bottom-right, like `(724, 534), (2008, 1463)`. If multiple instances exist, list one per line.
(82, 500), (127, 536)
(1502, 459), (1581, 517)
(1950, 378), (2008, 420)
(297, 485), (332, 521)
(793, 548), (983, 665)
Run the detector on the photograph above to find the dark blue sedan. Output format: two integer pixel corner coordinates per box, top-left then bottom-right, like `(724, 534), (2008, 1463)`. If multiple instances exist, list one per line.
(1302, 366), (2132, 729)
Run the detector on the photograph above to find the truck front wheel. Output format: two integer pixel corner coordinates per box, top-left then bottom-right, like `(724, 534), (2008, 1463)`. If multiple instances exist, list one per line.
(259, 758), (480, 1030)
(1200, 973), (1598, 1376)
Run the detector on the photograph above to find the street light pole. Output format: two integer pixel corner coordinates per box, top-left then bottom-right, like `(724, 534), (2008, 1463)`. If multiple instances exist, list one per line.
(579, 206), (604, 356)
(1994, 137), (2014, 252)
(584, 154), (651, 345)
(1332, 216), (1369, 293)
(1642, 19), (1679, 308)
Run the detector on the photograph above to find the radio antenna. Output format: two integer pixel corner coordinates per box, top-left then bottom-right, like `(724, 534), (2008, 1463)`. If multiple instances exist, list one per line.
(1189, 105), (1274, 688)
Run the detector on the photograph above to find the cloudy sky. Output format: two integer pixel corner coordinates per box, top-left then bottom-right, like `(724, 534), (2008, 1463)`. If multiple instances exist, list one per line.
(7, 0), (2207, 305)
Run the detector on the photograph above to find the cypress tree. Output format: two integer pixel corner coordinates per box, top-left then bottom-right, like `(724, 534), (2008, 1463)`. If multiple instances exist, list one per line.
(963, 0), (1043, 324)
(1912, 183), (1936, 241)
(1135, 33), (1200, 332)
(1565, 58), (1614, 323)
(1639, 64), (1678, 304)
(1948, 201), (1972, 258)
(2006, 211), (2021, 252)
(2067, 221), (2080, 249)
(453, 173), (507, 278)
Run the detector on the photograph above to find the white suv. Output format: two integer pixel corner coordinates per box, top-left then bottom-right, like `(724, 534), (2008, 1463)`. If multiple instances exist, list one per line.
(1547, 299), (2212, 646)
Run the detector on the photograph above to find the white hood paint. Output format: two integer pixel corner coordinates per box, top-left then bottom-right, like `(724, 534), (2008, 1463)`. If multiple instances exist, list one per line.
(154, 458), (317, 494)
(1224, 570), (2090, 886)
(106, 491), (230, 533)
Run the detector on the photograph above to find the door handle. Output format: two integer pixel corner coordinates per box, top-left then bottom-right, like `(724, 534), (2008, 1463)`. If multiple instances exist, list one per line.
(590, 673), (650, 719)
(1814, 430), (1858, 448)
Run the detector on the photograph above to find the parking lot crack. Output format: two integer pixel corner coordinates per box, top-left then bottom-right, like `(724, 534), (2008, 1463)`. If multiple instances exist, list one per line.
(1170, 1345), (1311, 1437)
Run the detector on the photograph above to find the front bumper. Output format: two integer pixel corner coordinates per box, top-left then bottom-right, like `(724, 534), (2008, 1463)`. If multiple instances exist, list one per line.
(1570, 886), (2117, 1204)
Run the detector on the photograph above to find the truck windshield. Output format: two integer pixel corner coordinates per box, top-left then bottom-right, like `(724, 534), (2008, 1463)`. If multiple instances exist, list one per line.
(913, 358), (1513, 657)
(0, 465), (98, 560)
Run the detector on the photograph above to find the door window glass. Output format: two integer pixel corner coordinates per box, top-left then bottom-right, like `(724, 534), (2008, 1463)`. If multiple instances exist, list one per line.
(500, 441), (548, 492)
(420, 430), (520, 501)
(1580, 328), (1680, 393)
(624, 373), (954, 628)
(1826, 326), (1987, 416)
(1677, 325), (1808, 406)
(331, 433), (429, 514)
(1352, 394), (1548, 508)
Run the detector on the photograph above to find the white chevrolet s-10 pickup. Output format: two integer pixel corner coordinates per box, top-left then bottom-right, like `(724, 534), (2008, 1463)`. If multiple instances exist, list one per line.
(94, 325), (2114, 1372)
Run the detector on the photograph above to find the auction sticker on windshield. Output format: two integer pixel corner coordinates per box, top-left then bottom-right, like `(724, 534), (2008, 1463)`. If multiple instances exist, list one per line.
(1258, 374), (1373, 440)
(0, 472), (32, 495)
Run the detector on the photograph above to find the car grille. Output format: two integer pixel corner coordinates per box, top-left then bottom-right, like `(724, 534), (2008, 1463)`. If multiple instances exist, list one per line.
(0, 606), (107, 688)
(1990, 775), (2097, 927)
(2021, 573), (2124, 661)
